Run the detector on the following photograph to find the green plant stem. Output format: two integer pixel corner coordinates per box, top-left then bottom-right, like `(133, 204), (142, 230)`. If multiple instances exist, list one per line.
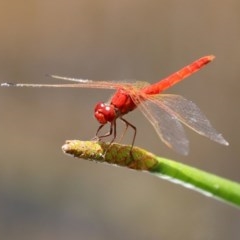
(62, 140), (240, 208)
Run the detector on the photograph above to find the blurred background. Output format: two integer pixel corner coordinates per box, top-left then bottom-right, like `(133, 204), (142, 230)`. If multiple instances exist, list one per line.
(0, 1), (239, 239)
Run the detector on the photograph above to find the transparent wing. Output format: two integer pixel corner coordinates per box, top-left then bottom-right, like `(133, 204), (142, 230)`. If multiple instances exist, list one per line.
(131, 93), (189, 155)
(147, 94), (229, 146)
(1, 75), (149, 90)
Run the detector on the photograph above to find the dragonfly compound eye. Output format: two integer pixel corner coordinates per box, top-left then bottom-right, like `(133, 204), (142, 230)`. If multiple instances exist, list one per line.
(94, 102), (116, 124)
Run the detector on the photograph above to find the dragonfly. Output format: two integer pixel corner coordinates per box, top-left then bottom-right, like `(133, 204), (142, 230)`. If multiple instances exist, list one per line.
(1, 55), (229, 155)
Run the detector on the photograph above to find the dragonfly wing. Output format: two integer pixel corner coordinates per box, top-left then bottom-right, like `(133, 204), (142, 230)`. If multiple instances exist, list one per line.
(48, 75), (150, 90)
(1, 76), (149, 90)
(150, 94), (229, 146)
(131, 94), (189, 155)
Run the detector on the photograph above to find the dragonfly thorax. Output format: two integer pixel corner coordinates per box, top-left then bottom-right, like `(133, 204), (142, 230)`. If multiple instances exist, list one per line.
(94, 102), (117, 124)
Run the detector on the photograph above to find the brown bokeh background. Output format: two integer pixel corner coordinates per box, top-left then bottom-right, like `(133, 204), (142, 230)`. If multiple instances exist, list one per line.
(0, 1), (239, 239)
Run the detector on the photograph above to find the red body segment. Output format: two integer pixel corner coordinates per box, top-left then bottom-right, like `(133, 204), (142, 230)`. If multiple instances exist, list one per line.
(142, 55), (214, 95)
(110, 88), (137, 115)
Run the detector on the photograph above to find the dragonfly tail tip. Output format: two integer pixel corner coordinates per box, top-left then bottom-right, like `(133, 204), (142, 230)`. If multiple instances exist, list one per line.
(208, 55), (216, 61)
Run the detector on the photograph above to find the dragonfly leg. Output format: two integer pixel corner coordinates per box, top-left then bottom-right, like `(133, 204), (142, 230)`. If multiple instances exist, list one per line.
(93, 118), (136, 158)
(91, 121), (118, 157)
(92, 122), (113, 141)
(120, 117), (137, 158)
(101, 120), (117, 157)
(92, 124), (105, 141)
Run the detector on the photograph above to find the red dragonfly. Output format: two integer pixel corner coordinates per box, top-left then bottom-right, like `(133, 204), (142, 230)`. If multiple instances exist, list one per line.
(1, 55), (228, 155)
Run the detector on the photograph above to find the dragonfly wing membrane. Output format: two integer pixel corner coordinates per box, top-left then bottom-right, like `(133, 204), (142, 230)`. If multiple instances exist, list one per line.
(1, 76), (147, 90)
(151, 94), (229, 146)
(131, 94), (189, 155)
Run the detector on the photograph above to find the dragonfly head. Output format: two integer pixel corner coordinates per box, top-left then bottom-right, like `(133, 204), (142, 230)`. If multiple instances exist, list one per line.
(94, 102), (116, 124)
